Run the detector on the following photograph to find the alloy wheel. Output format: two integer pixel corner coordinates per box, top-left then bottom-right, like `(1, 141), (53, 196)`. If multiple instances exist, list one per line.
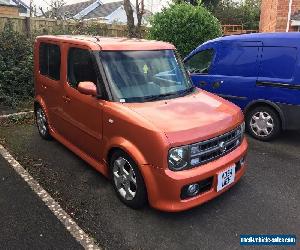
(36, 108), (47, 136)
(250, 111), (274, 137)
(113, 157), (137, 201)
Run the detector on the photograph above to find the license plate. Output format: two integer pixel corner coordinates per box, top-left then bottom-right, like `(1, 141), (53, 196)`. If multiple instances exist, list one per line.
(217, 165), (236, 192)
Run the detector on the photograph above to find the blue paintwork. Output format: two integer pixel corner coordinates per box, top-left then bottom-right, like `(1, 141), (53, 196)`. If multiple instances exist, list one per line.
(184, 33), (300, 113)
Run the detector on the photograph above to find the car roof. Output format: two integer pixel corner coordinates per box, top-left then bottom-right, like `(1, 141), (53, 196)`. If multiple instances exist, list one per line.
(35, 35), (175, 51)
(206, 32), (300, 45)
(184, 32), (300, 59)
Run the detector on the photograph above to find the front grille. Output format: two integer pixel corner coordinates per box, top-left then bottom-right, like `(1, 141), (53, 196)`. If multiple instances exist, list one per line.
(190, 126), (243, 167)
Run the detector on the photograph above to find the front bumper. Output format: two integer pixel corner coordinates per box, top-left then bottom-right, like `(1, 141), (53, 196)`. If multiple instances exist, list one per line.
(142, 138), (248, 212)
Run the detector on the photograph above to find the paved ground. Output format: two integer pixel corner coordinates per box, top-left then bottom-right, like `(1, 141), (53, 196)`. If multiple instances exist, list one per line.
(0, 123), (299, 249)
(0, 156), (82, 249)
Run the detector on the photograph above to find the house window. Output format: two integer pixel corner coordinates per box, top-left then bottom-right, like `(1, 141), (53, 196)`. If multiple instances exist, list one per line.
(39, 43), (61, 81)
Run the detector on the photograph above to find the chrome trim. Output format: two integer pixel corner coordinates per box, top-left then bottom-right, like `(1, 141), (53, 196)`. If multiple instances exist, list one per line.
(189, 125), (243, 167)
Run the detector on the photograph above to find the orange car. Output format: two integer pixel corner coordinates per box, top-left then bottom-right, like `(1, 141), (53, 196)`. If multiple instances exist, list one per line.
(34, 36), (248, 212)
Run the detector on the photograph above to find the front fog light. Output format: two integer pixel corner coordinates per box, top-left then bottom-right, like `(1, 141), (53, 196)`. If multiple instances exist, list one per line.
(187, 183), (200, 197)
(168, 146), (189, 171)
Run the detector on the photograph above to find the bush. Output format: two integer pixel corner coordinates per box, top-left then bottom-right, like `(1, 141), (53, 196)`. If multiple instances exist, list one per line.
(148, 3), (222, 57)
(0, 22), (34, 107)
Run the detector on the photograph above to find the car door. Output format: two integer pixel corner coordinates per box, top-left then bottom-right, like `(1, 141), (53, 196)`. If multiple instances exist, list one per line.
(59, 43), (104, 161)
(184, 45), (218, 93)
(207, 41), (262, 109)
(37, 41), (65, 133)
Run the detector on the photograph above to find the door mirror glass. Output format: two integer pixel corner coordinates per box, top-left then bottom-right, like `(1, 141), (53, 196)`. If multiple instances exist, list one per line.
(78, 81), (97, 96)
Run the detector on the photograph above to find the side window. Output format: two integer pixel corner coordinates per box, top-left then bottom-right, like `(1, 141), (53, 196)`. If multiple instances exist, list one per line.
(39, 43), (61, 80)
(68, 48), (98, 88)
(214, 46), (259, 77)
(185, 49), (215, 74)
(259, 47), (297, 79)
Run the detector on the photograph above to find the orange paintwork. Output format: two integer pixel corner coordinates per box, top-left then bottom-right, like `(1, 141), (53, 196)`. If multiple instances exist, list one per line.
(34, 36), (248, 212)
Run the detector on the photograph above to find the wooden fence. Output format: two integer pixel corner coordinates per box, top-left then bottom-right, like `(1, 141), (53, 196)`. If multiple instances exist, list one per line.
(0, 15), (257, 38)
(0, 15), (134, 37)
(222, 24), (258, 35)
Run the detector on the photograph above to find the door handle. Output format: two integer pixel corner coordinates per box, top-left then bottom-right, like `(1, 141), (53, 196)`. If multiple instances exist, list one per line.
(41, 84), (47, 90)
(199, 81), (207, 87)
(212, 81), (224, 89)
(62, 96), (71, 103)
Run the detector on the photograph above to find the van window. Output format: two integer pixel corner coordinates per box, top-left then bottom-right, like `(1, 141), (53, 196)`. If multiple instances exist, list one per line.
(39, 43), (61, 80)
(68, 48), (98, 88)
(214, 46), (259, 77)
(185, 49), (215, 74)
(259, 47), (297, 79)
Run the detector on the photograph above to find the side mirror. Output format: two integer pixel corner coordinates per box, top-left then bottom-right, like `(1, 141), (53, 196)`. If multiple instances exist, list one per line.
(77, 81), (97, 96)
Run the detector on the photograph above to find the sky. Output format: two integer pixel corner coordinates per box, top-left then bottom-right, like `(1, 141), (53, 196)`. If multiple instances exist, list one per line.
(24, 0), (169, 13)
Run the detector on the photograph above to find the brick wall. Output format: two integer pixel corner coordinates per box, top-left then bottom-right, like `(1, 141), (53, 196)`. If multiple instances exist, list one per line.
(260, 0), (300, 32)
(260, 0), (278, 32)
(0, 5), (19, 16)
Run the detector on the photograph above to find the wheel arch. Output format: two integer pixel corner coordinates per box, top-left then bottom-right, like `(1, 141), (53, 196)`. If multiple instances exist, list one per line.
(105, 138), (148, 169)
(244, 100), (285, 130)
(106, 144), (150, 201)
(34, 97), (47, 115)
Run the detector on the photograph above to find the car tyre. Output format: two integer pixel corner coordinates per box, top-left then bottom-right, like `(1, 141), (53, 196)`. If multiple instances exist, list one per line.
(35, 105), (52, 140)
(110, 150), (147, 209)
(246, 106), (281, 141)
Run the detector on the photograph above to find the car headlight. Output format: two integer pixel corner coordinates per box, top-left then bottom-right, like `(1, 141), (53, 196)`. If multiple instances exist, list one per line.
(168, 122), (245, 171)
(168, 146), (190, 171)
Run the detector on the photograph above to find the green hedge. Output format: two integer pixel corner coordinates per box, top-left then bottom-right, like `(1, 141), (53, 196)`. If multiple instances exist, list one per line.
(148, 3), (222, 57)
(0, 21), (117, 108)
(0, 22), (34, 108)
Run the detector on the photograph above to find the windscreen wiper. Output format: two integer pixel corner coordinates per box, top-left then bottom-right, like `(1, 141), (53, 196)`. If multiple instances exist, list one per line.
(143, 92), (179, 101)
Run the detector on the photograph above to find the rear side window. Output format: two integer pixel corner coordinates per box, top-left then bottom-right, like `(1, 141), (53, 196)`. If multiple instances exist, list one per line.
(259, 47), (297, 79)
(68, 48), (98, 88)
(185, 49), (215, 74)
(39, 43), (61, 80)
(214, 46), (259, 77)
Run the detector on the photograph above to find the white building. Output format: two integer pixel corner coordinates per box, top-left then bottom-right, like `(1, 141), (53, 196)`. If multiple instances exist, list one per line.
(57, 0), (151, 25)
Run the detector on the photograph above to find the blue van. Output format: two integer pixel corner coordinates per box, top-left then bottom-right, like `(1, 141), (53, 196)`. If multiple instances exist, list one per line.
(184, 33), (300, 141)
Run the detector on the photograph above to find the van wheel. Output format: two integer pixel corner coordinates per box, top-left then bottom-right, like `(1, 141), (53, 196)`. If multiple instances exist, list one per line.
(35, 105), (52, 140)
(246, 106), (281, 141)
(110, 151), (147, 209)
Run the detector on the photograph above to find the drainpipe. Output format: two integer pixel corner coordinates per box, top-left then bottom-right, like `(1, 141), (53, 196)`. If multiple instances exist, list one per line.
(286, 0), (293, 32)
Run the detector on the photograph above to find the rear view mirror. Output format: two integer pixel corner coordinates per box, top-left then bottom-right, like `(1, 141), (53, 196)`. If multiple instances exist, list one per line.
(78, 81), (97, 96)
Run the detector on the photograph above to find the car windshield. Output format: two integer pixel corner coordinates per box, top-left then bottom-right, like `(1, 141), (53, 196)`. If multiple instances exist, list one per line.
(100, 50), (194, 102)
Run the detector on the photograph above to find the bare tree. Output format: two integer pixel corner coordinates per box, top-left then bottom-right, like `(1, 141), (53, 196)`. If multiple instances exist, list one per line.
(40, 0), (66, 19)
(123, 0), (145, 38)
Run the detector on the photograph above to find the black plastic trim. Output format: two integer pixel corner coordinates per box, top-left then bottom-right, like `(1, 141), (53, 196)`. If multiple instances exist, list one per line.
(218, 94), (247, 100)
(256, 81), (300, 90)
